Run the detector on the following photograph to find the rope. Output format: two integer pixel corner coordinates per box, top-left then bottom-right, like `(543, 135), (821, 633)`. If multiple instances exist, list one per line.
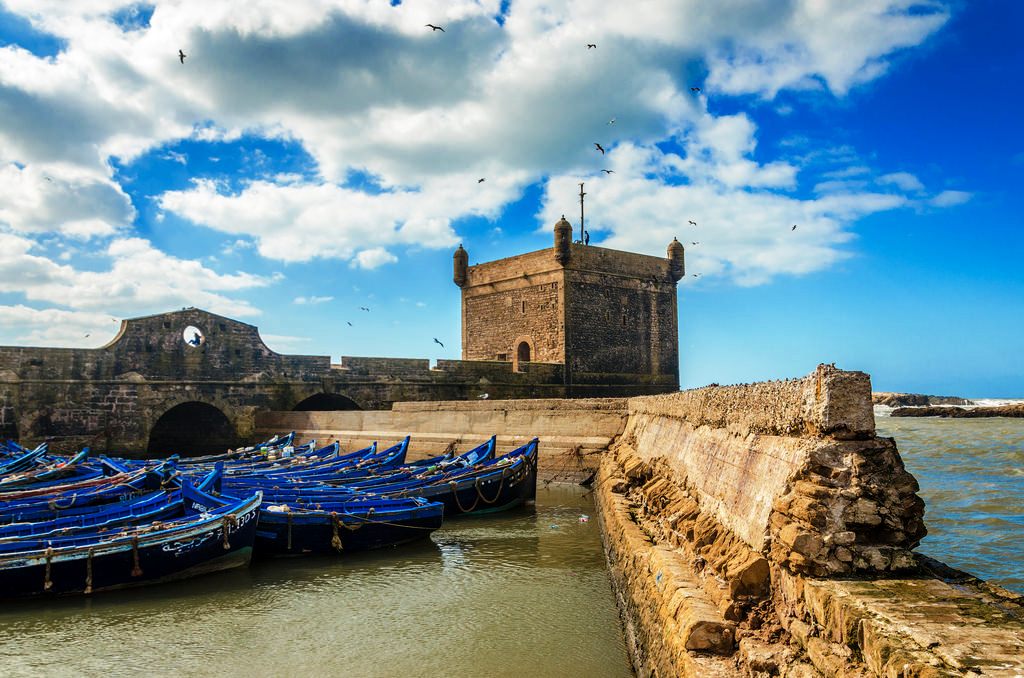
(286, 512), (293, 551)
(330, 512), (343, 551)
(131, 536), (142, 577)
(84, 548), (94, 594)
(222, 515), (237, 550)
(332, 508), (438, 531)
(43, 547), (54, 591)
(450, 480), (480, 513)
(475, 474), (505, 505)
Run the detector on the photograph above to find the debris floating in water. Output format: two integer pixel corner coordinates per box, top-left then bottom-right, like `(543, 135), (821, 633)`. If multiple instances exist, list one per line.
(579, 514), (590, 523)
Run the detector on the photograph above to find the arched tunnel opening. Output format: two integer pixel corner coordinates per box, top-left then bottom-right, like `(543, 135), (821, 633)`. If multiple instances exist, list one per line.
(292, 393), (362, 411)
(0, 407), (17, 443)
(147, 401), (237, 457)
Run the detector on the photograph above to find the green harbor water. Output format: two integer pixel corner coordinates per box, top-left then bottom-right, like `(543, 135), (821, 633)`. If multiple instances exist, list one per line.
(877, 412), (1024, 593)
(0, 485), (632, 678)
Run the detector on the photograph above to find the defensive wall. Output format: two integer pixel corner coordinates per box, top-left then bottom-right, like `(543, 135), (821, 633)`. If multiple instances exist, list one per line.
(0, 307), (681, 457)
(259, 365), (1024, 677)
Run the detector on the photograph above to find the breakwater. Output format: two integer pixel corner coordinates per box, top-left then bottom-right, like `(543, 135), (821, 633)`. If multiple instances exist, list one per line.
(261, 365), (1024, 676)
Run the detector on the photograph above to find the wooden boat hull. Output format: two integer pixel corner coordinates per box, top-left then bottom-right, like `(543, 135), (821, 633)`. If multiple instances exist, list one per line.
(255, 507), (442, 556)
(0, 495), (260, 599)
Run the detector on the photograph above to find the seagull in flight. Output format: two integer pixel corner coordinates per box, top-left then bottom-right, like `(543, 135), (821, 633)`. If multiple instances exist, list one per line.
(433, 337), (445, 348)
(84, 333), (90, 338)
(594, 142), (605, 155)
(690, 86), (700, 92)
(587, 43), (596, 49)
(178, 49), (186, 64)
(601, 169), (614, 174)
(691, 241), (699, 245)
(426, 23), (445, 32)
(478, 178), (485, 183)
(360, 306), (370, 312)
(692, 273), (701, 277)
(477, 393), (490, 400)
(346, 321), (353, 327)
(688, 220), (697, 226)
(792, 225), (797, 231)
(607, 117), (616, 125)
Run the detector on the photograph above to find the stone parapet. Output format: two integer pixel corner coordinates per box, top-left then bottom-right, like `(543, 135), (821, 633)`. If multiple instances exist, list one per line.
(627, 364), (875, 439)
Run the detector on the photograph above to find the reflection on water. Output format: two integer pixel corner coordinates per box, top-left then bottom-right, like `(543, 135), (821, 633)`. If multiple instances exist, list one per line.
(0, 486), (632, 678)
(877, 414), (1024, 593)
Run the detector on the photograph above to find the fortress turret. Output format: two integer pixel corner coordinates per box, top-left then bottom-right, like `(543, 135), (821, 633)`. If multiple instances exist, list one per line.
(453, 244), (468, 287)
(554, 215), (572, 265)
(668, 237), (685, 282)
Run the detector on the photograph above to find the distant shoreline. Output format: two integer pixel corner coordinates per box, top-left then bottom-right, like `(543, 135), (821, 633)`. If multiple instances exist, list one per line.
(872, 392), (974, 408)
(890, 403), (1024, 418)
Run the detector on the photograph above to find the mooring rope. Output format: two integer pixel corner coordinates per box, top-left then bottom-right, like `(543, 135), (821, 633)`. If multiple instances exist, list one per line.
(43, 547), (54, 591)
(222, 515), (237, 550)
(130, 535), (143, 577)
(330, 512), (343, 552)
(475, 474), (505, 505)
(84, 548), (94, 594)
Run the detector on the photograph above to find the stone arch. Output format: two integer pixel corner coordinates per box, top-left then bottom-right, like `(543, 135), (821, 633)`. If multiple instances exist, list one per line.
(512, 335), (536, 373)
(147, 401), (237, 457)
(292, 392), (362, 411)
(0, 404), (18, 443)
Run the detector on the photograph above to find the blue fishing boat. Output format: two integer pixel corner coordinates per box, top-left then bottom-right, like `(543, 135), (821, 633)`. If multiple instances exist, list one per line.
(0, 482), (261, 599)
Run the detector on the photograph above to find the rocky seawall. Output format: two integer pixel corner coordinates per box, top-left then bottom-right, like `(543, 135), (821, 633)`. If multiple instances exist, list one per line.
(891, 404), (1024, 418)
(598, 366), (1023, 677)
(872, 392), (974, 407)
(257, 371), (1024, 676)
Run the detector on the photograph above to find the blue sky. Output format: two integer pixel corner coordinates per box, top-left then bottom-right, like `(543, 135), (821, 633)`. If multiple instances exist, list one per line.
(0, 1), (1021, 396)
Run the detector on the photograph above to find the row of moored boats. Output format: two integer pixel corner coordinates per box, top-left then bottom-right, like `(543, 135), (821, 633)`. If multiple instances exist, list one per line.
(0, 433), (538, 599)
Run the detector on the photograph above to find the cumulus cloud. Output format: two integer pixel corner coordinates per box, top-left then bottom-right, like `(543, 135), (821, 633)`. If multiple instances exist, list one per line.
(929, 190), (972, 207)
(0, 232), (271, 323)
(539, 143), (909, 286)
(0, 0), (960, 299)
(879, 172), (925, 192)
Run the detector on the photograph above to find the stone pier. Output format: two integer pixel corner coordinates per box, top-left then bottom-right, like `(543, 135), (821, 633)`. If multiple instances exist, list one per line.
(258, 365), (1024, 676)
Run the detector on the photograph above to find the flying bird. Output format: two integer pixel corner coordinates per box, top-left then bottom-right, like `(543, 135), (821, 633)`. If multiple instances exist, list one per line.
(601, 169), (614, 174)
(587, 43), (596, 49)
(692, 273), (701, 277)
(688, 220), (697, 226)
(594, 142), (605, 154)
(426, 23), (444, 32)
(346, 321), (353, 327)
(792, 225), (797, 231)
(43, 176), (52, 182)
(690, 86), (700, 92)
(84, 333), (90, 338)
(607, 117), (616, 125)
(478, 178), (485, 183)
(691, 241), (699, 245)
(360, 306), (370, 312)
(477, 393), (490, 400)
(433, 337), (445, 348)
(178, 49), (186, 64)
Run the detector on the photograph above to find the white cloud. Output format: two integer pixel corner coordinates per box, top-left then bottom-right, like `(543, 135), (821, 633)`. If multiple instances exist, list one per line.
(539, 143), (910, 286)
(260, 333), (312, 353)
(352, 247), (398, 270)
(0, 0), (957, 291)
(293, 295), (333, 305)
(929, 190), (972, 207)
(0, 232), (271, 325)
(879, 172), (925, 192)
(0, 304), (121, 347)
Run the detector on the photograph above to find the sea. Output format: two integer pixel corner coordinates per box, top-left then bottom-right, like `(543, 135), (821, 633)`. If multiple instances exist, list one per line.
(874, 399), (1024, 593)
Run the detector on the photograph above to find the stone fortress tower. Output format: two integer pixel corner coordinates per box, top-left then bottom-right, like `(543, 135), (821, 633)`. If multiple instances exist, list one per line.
(453, 217), (685, 394)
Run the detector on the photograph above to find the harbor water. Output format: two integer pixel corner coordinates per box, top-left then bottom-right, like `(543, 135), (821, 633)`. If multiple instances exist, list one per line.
(877, 410), (1024, 593)
(0, 485), (632, 678)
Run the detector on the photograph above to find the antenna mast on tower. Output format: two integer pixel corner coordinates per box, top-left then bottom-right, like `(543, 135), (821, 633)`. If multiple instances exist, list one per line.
(579, 182), (586, 244)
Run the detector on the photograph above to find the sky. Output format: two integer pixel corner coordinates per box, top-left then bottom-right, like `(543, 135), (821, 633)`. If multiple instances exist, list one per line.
(0, 0), (1021, 397)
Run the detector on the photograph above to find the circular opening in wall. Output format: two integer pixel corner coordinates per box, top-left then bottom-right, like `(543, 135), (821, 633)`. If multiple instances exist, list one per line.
(183, 326), (205, 348)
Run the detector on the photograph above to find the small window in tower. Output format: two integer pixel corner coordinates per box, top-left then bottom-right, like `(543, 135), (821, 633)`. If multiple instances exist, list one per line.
(622, 313), (627, 327)
(521, 300), (526, 314)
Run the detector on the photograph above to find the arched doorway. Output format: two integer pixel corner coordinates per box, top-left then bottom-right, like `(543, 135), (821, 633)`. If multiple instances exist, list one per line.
(516, 341), (532, 363)
(292, 393), (362, 411)
(0, 406), (17, 443)
(147, 402), (237, 457)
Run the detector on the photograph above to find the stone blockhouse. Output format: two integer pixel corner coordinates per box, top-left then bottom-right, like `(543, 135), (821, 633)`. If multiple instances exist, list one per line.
(455, 216), (684, 390)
